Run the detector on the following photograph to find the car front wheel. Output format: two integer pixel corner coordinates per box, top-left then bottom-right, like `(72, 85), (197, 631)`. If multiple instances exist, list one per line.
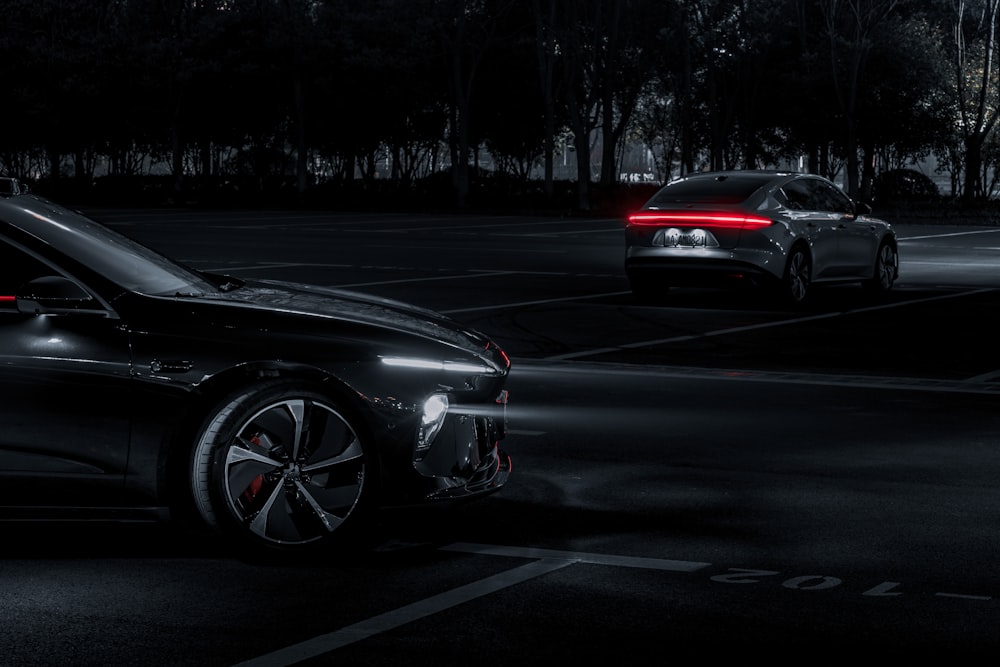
(191, 382), (372, 555)
(864, 241), (898, 294)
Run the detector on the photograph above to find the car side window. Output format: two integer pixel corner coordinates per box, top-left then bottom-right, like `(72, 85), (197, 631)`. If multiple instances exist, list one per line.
(809, 180), (853, 214)
(781, 181), (813, 211)
(0, 240), (56, 308)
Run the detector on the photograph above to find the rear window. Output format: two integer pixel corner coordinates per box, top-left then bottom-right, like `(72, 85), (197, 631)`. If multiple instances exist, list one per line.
(647, 174), (772, 206)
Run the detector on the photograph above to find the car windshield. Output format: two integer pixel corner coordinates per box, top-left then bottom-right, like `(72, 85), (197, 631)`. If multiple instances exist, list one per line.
(647, 174), (773, 206)
(3, 198), (217, 296)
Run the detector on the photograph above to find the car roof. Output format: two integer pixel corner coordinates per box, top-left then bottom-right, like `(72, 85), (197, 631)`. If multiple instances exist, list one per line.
(0, 194), (97, 240)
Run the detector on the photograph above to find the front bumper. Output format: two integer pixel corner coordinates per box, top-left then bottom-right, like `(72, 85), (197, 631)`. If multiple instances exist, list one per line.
(413, 389), (510, 501)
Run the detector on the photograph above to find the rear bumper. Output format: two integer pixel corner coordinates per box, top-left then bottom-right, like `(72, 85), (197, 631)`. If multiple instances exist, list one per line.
(625, 247), (784, 287)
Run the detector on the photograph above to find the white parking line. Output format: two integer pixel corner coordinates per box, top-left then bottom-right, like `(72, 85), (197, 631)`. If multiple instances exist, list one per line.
(346, 218), (620, 234)
(231, 557), (577, 667)
(901, 229), (1000, 241)
(442, 542), (712, 572)
(966, 368), (1000, 383)
(511, 359), (1000, 395)
(231, 539), (994, 665)
(198, 262), (350, 273)
(904, 260), (1000, 267)
(545, 288), (995, 361)
(337, 270), (516, 288)
(232, 544), (710, 666)
(935, 592), (992, 601)
(443, 290), (632, 314)
(498, 228), (623, 238)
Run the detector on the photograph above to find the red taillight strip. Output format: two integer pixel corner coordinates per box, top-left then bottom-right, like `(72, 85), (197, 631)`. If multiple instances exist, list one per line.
(627, 211), (773, 229)
(0, 295), (14, 303)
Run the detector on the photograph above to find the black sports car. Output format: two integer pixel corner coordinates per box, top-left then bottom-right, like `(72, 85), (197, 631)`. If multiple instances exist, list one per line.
(0, 193), (511, 554)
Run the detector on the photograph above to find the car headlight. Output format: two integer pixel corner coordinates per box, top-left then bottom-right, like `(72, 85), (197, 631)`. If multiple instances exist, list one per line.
(418, 393), (449, 451)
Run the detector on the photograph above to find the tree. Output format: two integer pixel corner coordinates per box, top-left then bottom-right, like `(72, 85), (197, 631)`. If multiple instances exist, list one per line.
(854, 10), (954, 198)
(595, 1), (662, 188)
(531, 0), (563, 200)
(949, 0), (1000, 199)
(433, 0), (517, 207)
(820, 0), (900, 198)
(555, 0), (604, 209)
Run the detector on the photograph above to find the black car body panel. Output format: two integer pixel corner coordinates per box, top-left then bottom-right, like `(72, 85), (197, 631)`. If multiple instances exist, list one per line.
(0, 195), (510, 545)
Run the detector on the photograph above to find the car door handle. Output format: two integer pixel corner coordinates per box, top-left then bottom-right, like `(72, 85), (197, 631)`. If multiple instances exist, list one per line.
(150, 359), (194, 373)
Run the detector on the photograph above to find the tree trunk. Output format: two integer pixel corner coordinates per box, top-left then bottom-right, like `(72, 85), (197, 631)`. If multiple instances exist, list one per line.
(573, 130), (591, 211)
(293, 78), (308, 198)
(964, 135), (983, 200)
(171, 124), (184, 197)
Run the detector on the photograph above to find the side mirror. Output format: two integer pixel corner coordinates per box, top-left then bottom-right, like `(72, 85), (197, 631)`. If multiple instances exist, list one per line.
(855, 201), (873, 216)
(16, 276), (102, 315)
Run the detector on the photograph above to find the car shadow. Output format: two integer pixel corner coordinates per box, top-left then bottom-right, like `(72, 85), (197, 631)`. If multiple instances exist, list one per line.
(0, 520), (233, 560)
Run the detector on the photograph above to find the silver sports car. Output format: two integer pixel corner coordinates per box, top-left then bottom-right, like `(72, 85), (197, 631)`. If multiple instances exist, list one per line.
(624, 170), (899, 304)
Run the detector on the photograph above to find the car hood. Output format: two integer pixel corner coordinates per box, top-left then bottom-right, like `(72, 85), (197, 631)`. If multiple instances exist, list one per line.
(192, 278), (496, 356)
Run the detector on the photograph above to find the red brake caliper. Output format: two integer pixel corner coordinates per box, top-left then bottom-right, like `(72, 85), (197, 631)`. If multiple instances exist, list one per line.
(242, 435), (266, 504)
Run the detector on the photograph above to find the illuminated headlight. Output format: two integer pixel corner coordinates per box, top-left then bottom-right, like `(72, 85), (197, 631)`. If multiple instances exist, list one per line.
(418, 393), (449, 451)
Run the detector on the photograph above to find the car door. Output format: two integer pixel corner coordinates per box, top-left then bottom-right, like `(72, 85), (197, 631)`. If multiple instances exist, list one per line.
(784, 178), (841, 278)
(803, 178), (864, 278)
(821, 182), (878, 278)
(822, 184), (881, 277)
(0, 239), (133, 509)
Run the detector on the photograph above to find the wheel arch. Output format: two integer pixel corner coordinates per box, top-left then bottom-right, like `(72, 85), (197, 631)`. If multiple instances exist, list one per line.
(786, 238), (813, 265)
(162, 361), (383, 524)
(882, 235), (900, 275)
(776, 239), (814, 306)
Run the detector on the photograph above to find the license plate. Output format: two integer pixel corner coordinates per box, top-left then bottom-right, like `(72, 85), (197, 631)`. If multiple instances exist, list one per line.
(661, 228), (719, 247)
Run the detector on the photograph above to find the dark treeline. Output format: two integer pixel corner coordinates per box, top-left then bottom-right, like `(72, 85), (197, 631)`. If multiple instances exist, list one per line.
(0, 0), (996, 212)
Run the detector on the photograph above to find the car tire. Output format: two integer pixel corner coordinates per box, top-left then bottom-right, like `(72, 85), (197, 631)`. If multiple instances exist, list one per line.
(781, 246), (811, 305)
(190, 381), (374, 556)
(864, 240), (898, 294)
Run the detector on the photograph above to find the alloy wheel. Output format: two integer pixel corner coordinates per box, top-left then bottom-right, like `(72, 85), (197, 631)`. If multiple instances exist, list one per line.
(875, 243), (897, 291)
(785, 249), (811, 304)
(220, 396), (366, 547)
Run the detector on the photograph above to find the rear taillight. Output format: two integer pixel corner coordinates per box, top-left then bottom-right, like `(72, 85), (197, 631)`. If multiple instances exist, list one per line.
(627, 211), (773, 229)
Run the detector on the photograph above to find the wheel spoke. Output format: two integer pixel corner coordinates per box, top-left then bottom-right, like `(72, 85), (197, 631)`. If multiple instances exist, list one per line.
(292, 480), (349, 533)
(249, 483), (301, 542)
(225, 448), (281, 502)
(284, 399), (307, 460)
(302, 437), (364, 473)
(227, 445), (279, 468)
